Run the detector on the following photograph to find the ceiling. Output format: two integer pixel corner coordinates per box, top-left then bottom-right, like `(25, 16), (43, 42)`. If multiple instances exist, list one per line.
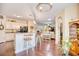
(0, 3), (76, 25)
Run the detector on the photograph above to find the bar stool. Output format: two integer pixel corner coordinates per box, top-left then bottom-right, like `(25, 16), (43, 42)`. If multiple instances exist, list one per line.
(24, 36), (29, 55)
(24, 35), (35, 56)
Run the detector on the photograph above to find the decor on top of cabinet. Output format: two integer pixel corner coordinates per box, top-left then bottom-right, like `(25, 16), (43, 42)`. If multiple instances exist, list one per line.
(20, 26), (28, 32)
(30, 26), (34, 29)
(0, 21), (4, 30)
(0, 15), (3, 19)
(8, 19), (16, 22)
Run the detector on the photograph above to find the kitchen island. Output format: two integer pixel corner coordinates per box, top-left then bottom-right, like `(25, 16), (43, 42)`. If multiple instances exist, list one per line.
(15, 33), (36, 54)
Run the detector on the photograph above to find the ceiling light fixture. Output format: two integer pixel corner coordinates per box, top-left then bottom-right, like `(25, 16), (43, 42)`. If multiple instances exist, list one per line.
(36, 3), (52, 12)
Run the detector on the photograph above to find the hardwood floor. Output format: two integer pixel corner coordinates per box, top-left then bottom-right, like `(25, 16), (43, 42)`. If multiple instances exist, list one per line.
(0, 40), (62, 56)
(0, 40), (15, 56)
(16, 40), (63, 56)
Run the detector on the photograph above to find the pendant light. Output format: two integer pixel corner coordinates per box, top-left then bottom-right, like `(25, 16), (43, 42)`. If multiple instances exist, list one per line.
(0, 21), (4, 30)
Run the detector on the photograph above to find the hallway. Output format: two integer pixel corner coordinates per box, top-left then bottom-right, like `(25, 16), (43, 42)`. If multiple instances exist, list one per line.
(16, 40), (62, 56)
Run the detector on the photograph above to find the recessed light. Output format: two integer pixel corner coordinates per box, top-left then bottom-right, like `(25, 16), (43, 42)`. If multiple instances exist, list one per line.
(48, 18), (51, 21)
(17, 16), (21, 18)
(39, 6), (43, 10)
(13, 14), (21, 18)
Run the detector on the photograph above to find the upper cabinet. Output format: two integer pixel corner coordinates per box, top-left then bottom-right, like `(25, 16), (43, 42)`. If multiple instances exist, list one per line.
(5, 18), (28, 32)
